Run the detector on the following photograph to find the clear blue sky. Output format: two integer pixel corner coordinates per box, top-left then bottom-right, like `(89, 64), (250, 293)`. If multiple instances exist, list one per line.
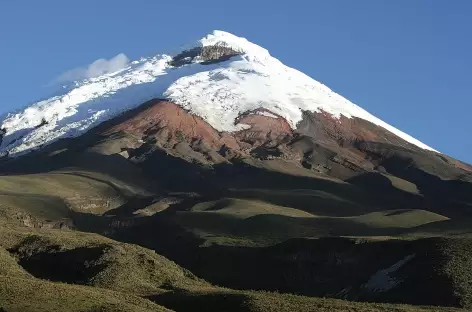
(1, 1), (471, 163)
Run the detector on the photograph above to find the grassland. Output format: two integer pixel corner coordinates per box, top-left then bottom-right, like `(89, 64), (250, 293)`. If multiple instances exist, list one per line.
(0, 275), (171, 312)
(174, 195), (450, 246)
(0, 222), (466, 312)
(151, 289), (463, 312)
(0, 150), (471, 311)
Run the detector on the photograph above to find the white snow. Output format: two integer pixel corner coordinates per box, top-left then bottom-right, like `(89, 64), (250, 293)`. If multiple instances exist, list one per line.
(0, 30), (437, 155)
(255, 111), (280, 119)
(364, 254), (416, 292)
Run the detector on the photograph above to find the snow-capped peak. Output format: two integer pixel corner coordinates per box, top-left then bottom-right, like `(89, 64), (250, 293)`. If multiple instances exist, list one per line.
(0, 30), (436, 156)
(200, 30), (270, 59)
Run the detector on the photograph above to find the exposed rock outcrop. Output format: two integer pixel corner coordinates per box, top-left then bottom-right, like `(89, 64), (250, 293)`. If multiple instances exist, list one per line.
(94, 99), (471, 185)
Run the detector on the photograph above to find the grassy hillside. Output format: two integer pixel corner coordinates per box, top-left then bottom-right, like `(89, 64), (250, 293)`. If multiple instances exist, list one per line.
(0, 223), (465, 312)
(0, 226), (171, 312)
(0, 172), (121, 220)
(0, 223), (207, 294)
(0, 142), (471, 311)
(173, 196), (449, 246)
(151, 289), (462, 312)
(0, 162), (160, 233)
(0, 275), (171, 312)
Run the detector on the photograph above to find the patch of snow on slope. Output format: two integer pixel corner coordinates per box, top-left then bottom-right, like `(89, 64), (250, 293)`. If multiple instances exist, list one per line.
(0, 30), (437, 155)
(256, 111), (279, 118)
(364, 254), (416, 293)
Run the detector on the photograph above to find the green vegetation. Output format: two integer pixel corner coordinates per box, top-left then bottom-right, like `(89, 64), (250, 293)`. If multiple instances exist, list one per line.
(381, 174), (420, 194)
(174, 196), (449, 246)
(152, 289), (462, 312)
(0, 248), (31, 278)
(0, 275), (170, 312)
(0, 134), (471, 311)
(1, 226), (206, 295)
(190, 198), (316, 218)
(0, 223), (465, 312)
(0, 226), (171, 312)
(0, 172), (124, 217)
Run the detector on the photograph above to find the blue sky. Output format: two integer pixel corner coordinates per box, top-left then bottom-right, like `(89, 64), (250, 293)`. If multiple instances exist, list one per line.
(0, 1), (471, 163)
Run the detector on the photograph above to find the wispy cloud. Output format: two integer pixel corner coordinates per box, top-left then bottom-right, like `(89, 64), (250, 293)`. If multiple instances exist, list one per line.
(55, 53), (130, 83)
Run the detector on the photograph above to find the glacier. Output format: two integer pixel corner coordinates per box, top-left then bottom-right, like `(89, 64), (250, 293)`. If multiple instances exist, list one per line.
(0, 30), (437, 156)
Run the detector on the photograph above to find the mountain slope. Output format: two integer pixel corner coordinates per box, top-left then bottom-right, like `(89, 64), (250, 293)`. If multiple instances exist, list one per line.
(1, 30), (472, 312)
(0, 30), (435, 157)
(0, 219), (466, 312)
